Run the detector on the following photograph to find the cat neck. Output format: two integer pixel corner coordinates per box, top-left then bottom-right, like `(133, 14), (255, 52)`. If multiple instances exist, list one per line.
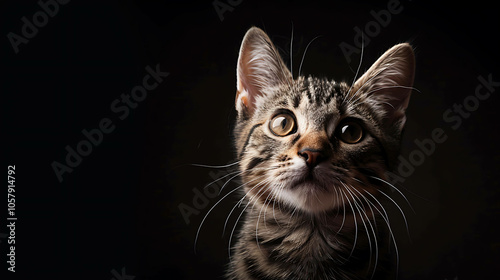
(242, 199), (380, 259)
(230, 201), (387, 279)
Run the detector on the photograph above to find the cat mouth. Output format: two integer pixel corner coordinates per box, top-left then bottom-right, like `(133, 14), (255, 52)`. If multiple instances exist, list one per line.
(278, 169), (341, 213)
(289, 163), (338, 191)
(288, 168), (332, 191)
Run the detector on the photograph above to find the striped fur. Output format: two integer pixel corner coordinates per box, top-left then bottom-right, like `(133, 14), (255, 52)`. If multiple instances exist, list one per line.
(228, 27), (415, 280)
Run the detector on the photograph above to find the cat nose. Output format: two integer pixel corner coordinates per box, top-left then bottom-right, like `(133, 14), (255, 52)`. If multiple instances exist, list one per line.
(298, 149), (325, 168)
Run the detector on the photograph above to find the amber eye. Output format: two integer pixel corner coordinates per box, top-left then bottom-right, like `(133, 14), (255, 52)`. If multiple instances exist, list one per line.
(269, 113), (296, 136)
(337, 121), (364, 144)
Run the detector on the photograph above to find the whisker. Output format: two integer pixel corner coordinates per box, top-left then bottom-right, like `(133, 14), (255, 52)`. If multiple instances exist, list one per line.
(262, 181), (282, 230)
(369, 176), (415, 214)
(271, 181), (285, 227)
(346, 62), (402, 107)
(223, 175), (271, 236)
(339, 187), (358, 259)
(217, 170), (246, 194)
(190, 161), (240, 169)
(343, 33), (365, 105)
(376, 189), (411, 241)
(287, 204), (299, 225)
(290, 21), (294, 78)
(200, 170), (239, 191)
(215, 165), (273, 195)
(347, 185), (379, 279)
(330, 186), (342, 224)
(344, 185), (375, 273)
(194, 182), (246, 254)
(350, 85), (420, 109)
(361, 188), (400, 277)
(228, 199), (251, 259)
(255, 182), (275, 252)
(196, 166), (275, 252)
(353, 188), (378, 230)
(337, 186), (347, 234)
(298, 35), (323, 76)
(347, 62), (396, 100)
(274, 179), (289, 226)
(227, 177), (273, 259)
(242, 180), (273, 252)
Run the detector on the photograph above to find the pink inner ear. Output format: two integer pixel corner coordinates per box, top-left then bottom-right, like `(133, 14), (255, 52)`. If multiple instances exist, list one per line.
(235, 27), (292, 114)
(240, 94), (249, 108)
(236, 50), (259, 112)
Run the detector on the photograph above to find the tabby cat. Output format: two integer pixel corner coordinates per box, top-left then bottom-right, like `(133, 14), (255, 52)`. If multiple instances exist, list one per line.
(227, 27), (415, 280)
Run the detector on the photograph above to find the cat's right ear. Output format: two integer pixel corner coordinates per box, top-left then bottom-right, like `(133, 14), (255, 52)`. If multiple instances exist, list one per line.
(236, 27), (292, 117)
(351, 43), (415, 131)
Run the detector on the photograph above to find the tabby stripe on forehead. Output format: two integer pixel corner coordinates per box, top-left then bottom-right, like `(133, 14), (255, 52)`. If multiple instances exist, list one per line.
(239, 123), (263, 158)
(324, 93), (332, 104)
(303, 77), (310, 88)
(292, 94), (301, 108)
(306, 90), (312, 103)
(333, 82), (341, 92)
(325, 85), (335, 104)
(304, 78), (313, 103)
(315, 87), (322, 105)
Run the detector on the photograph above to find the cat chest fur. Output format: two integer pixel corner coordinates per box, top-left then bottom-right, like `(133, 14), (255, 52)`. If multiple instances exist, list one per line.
(229, 207), (389, 280)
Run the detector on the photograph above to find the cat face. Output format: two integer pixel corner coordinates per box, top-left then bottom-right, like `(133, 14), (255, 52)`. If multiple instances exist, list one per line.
(234, 27), (414, 214)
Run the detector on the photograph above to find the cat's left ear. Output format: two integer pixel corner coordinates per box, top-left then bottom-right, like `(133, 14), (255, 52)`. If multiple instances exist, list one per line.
(352, 43), (415, 130)
(235, 27), (293, 117)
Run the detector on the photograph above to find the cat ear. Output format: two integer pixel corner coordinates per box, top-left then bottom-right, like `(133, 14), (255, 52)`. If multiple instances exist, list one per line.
(236, 27), (293, 116)
(352, 43), (415, 130)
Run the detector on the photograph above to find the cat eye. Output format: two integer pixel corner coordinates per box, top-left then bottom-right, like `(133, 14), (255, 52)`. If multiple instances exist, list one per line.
(269, 113), (296, 136)
(337, 121), (364, 144)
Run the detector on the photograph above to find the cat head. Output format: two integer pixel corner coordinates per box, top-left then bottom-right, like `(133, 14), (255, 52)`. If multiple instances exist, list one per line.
(234, 27), (415, 214)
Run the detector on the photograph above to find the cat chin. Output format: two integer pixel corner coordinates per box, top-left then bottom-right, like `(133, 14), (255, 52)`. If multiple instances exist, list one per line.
(270, 160), (344, 213)
(277, 184), (341, 214)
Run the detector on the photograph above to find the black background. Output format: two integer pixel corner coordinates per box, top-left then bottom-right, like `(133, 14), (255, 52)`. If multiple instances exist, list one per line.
(2, 0), (499, 279)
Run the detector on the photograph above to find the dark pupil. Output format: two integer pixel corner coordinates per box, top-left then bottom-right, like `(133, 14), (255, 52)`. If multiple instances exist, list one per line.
(280, 118), (287, 129)
(344, 125), (354, 137)
(342, 124), (360, 142)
